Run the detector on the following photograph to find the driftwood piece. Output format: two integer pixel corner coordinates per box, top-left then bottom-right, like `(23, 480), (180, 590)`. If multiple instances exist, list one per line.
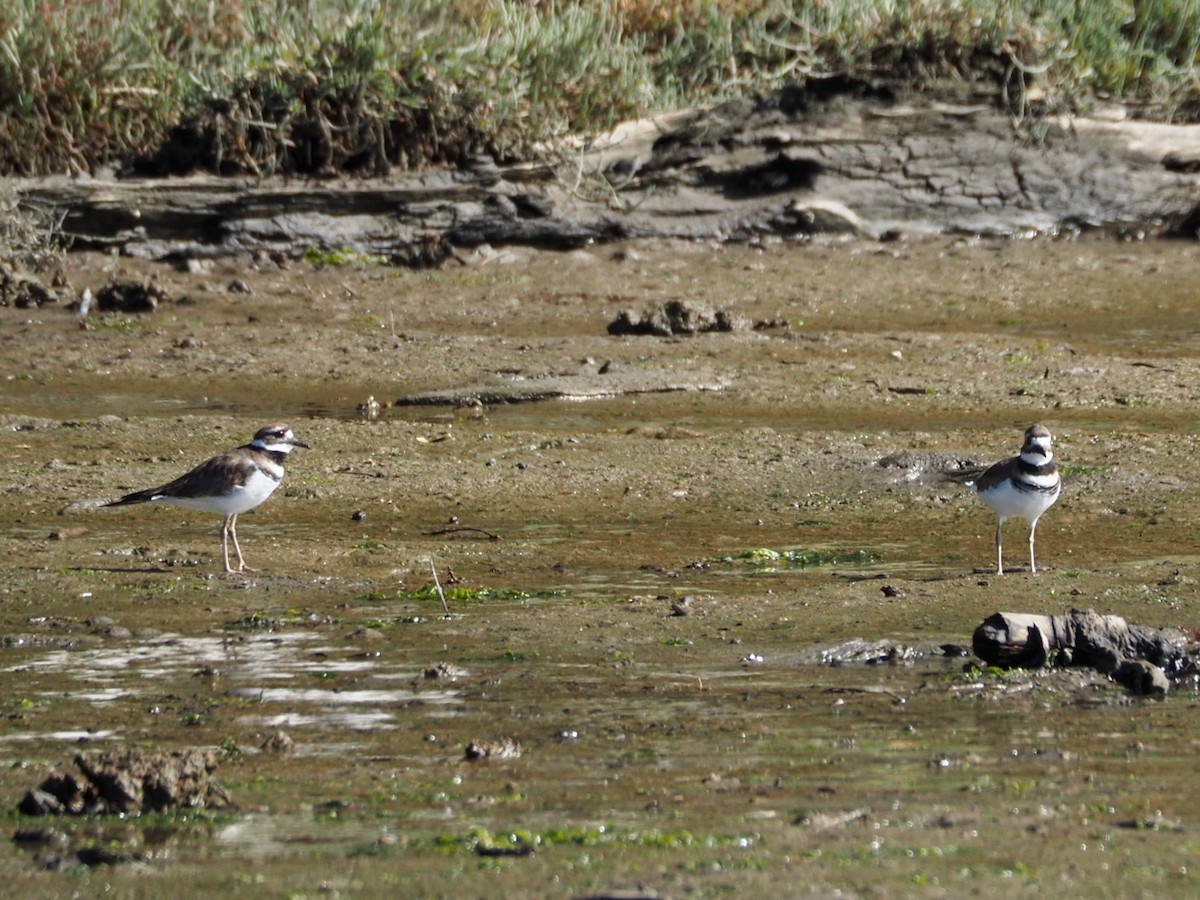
(972, 608), (1186, 696)
(393, 367), (730, 406)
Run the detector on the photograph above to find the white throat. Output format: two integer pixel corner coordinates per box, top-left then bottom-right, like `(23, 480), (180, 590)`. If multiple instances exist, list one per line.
(255, 438), (296, 455)
(1020, 441), (1052, 466)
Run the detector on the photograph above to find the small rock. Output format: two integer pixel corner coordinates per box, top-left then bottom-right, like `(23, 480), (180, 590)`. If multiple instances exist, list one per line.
(464, 738), (522, 761)
(313, 799), (352, 813)
(670, 596), (693, 616)
(608, 299), (747, 336)
(181, 258), (211, 275)
(96, 280), (167, 313)
(9, 276), (57, 309)
(261, 731), (294, 754)
(424, 662), (467, 680)
(1113, 659), (1169, 698)
(18, 789), (67, 816)
(48, 527), (89, 541)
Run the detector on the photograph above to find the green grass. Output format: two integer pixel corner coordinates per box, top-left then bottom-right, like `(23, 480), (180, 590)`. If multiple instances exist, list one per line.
(2, 1), (1200, 178)
(223, 610), (320, 631)
(303, 246), (389, 266)
(358, 583), (562, 604)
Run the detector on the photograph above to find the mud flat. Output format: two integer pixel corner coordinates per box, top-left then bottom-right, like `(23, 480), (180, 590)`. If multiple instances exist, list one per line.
(1, 230), (1200, 895)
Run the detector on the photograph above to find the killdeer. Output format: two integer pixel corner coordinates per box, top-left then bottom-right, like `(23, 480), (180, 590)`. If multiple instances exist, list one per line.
(104, 423), (309, 573)
(967, 424), (1061, 575)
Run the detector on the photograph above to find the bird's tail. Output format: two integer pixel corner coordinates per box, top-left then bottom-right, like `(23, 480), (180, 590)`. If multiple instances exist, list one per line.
(103, 488), (159, 507)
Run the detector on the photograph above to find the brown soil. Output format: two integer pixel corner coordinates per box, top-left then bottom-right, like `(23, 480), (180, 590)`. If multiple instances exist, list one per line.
(2, 235), (1200, 895)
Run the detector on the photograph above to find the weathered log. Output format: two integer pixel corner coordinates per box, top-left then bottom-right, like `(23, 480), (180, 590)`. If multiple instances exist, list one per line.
(392, 367), (730, 407)
(973, 608), (1186, 696)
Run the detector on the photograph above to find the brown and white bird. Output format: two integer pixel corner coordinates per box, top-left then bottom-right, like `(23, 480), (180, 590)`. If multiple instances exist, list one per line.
(104, 423), (309, 573)
(967, 424), (1061, 575)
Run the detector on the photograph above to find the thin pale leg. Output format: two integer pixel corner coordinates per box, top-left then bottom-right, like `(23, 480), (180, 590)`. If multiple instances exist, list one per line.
(994, 519), (1004, 576)
(228, 514), (253, 572)
(220, 514), (252, 573)
(220, 515), (236, 573)
(1028, 517), (1039, 575)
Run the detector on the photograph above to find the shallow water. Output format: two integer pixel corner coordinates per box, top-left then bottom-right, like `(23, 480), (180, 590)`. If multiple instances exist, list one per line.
(2, 236), (1200, 895)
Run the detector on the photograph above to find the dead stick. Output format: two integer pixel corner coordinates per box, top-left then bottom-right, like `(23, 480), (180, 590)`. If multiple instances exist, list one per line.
(424, 525), (501, 541)
(427, 557), (450, 615)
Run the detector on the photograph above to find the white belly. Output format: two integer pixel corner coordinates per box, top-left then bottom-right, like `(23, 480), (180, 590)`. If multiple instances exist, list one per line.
(974, 477), (1059, 524)
(155, 469), (282, 517)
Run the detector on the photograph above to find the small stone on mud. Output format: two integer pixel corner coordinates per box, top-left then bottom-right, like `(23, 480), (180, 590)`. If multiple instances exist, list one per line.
(48, 527), (89, 541)
(180, 258), (211, 274)
(1, 270), (58, 308)
(939, 643), (971, 657)
(464, 738), (522, 761)
(261, 731), (294, 754)
(12, 826), (68, 848)
(356, 396), (381, 419)
(18, 789), (68, 817)
(227, 278), (252, 295)
(424, 662), (467, 680)
(96, 279), (167, 313)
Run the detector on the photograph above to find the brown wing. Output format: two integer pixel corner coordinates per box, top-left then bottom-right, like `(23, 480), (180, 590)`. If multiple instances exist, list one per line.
(105, 451), (254, 506)
(971, 455), (1017, 492)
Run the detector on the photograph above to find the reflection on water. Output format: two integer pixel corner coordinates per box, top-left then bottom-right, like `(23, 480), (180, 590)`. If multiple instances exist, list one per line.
(0, 729), (119, 743)
(2, 631), (462, 743)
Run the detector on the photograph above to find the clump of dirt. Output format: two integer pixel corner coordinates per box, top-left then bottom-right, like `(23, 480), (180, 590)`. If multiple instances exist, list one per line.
(17, 748), (232, 816)
(608, 299), (747, 335)
(96, 280), (171, 314)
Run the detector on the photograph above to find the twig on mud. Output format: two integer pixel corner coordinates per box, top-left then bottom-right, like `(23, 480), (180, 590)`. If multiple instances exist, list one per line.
(824, 685), (907, 704)
(423, 525), (501, 541)
(427, 557), (450, 615)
